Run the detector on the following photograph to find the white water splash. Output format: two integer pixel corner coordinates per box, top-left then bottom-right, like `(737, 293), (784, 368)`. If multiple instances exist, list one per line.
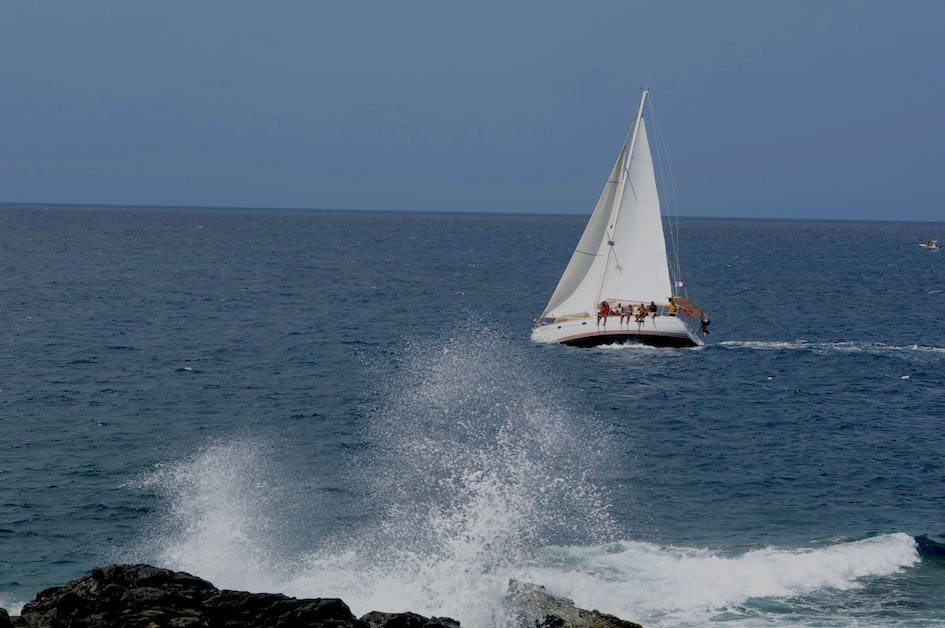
(292, 330), (616, 624)
(593, 341), (664, 351)
(135, 329), (926, 627)
(135, 441), (288, 593)
(0, 599), (25, 616)
(137, 329), (614, 626)
(520, 533), (920, 627)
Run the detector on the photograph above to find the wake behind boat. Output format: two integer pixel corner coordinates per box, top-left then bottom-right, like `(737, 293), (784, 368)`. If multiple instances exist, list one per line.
(532, 89), (705, 348)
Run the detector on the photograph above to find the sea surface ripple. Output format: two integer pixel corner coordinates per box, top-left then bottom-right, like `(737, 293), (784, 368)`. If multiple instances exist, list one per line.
(1, 206), (943, 626)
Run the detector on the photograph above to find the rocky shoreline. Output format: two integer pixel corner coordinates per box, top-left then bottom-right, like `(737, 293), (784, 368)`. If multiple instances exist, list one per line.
(0, 564), (642, 628)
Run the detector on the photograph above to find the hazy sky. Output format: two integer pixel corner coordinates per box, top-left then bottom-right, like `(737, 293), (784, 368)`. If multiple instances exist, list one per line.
(1, 1), (943, 220)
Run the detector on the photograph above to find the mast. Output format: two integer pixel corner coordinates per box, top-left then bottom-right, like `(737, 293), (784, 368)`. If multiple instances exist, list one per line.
(594, 89), (648, 308)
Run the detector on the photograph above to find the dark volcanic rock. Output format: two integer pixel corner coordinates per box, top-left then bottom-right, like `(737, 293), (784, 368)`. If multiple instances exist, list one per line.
(18, 564), (365, 628)
(360, 611), (428, 628)
(359, 611), (460, 628)
(506, 580), (643, 628)
(7, 565), (646, 628)
(204, 590), (358, 627)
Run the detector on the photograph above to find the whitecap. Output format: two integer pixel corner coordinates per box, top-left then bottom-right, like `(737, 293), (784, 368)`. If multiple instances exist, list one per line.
(517, 533), (920, 627)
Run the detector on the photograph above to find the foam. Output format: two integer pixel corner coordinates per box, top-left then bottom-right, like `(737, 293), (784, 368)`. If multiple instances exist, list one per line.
(720, 340), (945, 357)
(0, 598), (25, 616)
(593, 342), (663, 351)
(519, 533), (920, 626)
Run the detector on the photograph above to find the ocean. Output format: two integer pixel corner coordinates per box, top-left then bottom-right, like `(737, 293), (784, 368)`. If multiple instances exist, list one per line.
(1, 205), (943, 627)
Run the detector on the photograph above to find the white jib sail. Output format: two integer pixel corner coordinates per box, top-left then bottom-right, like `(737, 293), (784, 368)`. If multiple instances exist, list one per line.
(540, 143), (627, 319)
(540, 114), (672, 320)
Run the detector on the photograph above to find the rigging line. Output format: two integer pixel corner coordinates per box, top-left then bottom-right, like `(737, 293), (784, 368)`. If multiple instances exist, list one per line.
(654, 99), (684, 295)
(650, 121), (674, 290)
(649, 94), (686, 297)
(647, 96), (680, 291)
(653, 97), (682, 291)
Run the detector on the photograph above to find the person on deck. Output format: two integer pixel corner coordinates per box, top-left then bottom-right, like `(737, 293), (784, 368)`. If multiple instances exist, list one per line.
(668, 302), (678, 316)
(635, 304), (647, 322)
(597, 301), (611, 325)
(618, 303), (627, 325)
(648, 301), (658, 318)
(701, 313), (711, 337)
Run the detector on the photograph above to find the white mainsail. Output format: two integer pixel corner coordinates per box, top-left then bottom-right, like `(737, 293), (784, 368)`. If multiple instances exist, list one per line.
(540, 91), (672, 320)
(598, 117), (672, 305)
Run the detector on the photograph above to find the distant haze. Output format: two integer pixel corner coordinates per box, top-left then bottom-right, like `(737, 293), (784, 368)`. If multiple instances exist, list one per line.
(1, 1), (943, 221)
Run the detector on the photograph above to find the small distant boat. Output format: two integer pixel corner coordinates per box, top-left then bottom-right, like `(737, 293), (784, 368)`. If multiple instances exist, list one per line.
(532, 89), (704, 348)
(919, 240), (941, 250)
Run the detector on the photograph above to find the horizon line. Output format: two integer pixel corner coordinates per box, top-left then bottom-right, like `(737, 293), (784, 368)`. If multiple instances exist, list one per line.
(1, 200), (942, 225)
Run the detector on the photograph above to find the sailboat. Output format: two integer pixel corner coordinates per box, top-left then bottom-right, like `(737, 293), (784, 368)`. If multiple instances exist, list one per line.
(532, 89), (704, 348)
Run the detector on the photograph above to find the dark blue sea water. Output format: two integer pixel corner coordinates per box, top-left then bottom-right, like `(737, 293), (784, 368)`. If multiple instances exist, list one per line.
(1, 205), (944, 627)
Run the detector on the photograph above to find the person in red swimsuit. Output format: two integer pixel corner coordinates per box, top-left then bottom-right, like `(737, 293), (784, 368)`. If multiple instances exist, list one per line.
(597, 301), (611, 325)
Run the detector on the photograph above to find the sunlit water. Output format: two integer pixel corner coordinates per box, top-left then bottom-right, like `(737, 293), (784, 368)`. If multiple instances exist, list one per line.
(1, 206), (943, 626)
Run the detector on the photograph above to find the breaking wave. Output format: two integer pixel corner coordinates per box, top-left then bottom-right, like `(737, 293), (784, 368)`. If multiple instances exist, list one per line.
(520, 534), (920, 626)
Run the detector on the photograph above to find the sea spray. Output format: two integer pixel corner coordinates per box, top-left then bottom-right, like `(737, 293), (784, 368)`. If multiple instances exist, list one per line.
(0, 599), (25, 617)
(134, 441), (293, 593)
(290, 327), (618, 624)
(130, 326), (924, 628)
(362, 329), (616, 546)
(135, 326), (616, 627)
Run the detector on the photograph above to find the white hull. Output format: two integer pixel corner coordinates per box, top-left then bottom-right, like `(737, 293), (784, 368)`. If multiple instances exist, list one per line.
(532, 314), (703, 348)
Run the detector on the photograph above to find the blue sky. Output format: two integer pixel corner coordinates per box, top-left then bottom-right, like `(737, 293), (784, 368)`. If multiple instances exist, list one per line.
(1, 1), (943, 220)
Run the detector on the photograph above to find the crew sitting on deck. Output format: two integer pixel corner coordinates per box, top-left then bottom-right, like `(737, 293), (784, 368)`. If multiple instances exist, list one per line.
(667, 301), (678, 316)
(623, 304), (631, 324)
(618, 303), (628, 325)
(648, 301), (658, 318)
(635, 304), (647, 322)
(597, 301), (611, 325)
